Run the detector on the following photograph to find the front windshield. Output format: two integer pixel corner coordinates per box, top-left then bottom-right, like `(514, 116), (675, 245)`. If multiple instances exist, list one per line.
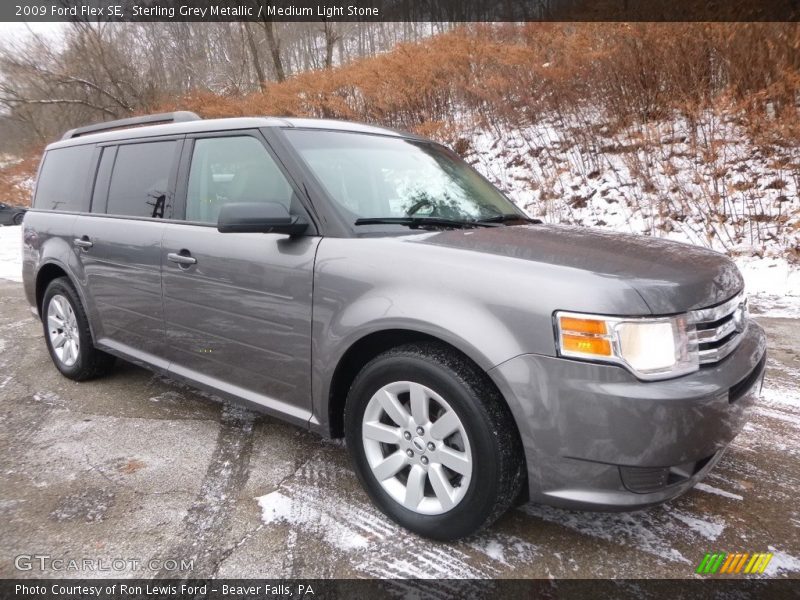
(283, 129), (522, 226)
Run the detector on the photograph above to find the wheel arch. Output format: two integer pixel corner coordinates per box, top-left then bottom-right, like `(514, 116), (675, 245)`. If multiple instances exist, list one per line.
(35, 262), (72, 317)
(34, 262), (97, 344)
(325, 329), (517, 438)
(325, 327), (530, 503)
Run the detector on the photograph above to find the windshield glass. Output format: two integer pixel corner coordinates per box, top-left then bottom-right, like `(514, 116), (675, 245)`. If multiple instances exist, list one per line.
(283, 129), (522, 227)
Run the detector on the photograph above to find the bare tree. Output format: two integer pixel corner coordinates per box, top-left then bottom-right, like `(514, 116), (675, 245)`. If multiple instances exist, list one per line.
(242, 22), (267, 91)
(321, 21), (342, 69)
(0, 21), (440, 149)
(263, 19), (286, 82)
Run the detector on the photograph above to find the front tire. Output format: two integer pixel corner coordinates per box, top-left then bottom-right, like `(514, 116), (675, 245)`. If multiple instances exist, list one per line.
(345, 342), (524, 540)
(12, 212), (24, 225)
(42, 277), (115, 380)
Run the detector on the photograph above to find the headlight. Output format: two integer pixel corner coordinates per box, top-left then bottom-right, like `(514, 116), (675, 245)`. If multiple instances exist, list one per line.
(554, 311), (699, 380)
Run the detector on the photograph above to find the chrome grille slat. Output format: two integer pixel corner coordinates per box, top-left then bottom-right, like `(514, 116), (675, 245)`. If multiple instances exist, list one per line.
(689, 292), (747, 366)
(698, 333), (743, 363)
(690, 292), (744, 323)
(696, 318), (737, 343)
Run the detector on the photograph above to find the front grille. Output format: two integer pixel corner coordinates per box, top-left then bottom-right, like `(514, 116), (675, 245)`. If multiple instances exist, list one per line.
(689, 292), (747, 365)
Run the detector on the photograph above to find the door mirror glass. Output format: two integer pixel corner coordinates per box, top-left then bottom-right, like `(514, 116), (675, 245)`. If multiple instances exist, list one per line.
(217, 202), (308, 235)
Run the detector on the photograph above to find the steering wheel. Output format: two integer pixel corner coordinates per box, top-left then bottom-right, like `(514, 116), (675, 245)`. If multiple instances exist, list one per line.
(405, 198), (436, 216)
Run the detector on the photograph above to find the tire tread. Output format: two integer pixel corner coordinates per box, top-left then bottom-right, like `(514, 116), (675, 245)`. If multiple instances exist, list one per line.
(42, 277), (115, 381)
(345, 341), (525, 539)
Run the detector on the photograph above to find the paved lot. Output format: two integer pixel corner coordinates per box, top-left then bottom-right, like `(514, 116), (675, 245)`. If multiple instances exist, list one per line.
(1, 280), (798, 581)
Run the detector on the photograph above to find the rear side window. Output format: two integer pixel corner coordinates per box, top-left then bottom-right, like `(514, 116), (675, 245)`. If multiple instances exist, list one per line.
(34, 145), (95, 211)
(106, 141), (177, 219)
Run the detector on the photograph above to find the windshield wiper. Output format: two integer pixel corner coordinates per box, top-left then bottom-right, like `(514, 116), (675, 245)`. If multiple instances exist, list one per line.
(476, 213), (543, 225)
(354, 217), (499, 229)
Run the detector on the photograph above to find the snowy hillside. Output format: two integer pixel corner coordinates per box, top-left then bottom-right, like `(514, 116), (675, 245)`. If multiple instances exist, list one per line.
(467, 115), (799, 262)
(460, 114), (799, 313)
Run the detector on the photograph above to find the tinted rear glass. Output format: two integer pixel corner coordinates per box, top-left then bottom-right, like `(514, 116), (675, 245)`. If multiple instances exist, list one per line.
(34, 145), (95, 211)
(106, 141), (177, 218)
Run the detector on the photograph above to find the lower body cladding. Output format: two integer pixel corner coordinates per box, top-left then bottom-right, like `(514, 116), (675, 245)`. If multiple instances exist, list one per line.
(490, 321), (767, 510)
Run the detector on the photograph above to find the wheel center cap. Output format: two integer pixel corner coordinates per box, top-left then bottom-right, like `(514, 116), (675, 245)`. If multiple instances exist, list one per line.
(412, 437), (426, 453)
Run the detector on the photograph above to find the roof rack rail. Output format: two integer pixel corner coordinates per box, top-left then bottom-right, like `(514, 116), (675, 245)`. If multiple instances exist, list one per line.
(61, 111), (201, 140)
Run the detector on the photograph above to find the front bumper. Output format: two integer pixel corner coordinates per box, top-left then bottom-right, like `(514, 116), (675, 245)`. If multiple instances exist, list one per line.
(490, 321), (767, 510)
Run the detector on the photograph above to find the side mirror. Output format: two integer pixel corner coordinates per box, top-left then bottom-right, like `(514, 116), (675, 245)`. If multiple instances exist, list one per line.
(217, 202), (308, 235)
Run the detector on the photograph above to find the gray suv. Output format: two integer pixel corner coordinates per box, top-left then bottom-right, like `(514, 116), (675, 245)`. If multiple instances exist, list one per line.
(22, 112), (766, 540)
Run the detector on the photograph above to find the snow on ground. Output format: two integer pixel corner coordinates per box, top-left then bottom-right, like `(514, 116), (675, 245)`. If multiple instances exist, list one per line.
(249, 328), (800, 578)
(0, 226), (22, 282)
(256, 457), (511, 579)
(251, 379), (800, 578)
(736, 258), (799, 314)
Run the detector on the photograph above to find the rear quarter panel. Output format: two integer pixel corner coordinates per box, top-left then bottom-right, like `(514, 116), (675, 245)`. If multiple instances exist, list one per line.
(22, 211), (79, 313)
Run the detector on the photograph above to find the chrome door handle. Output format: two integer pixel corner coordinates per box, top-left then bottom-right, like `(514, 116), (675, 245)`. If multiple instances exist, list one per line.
(73, 237), (93, 249)
(167, 252), (197, 266)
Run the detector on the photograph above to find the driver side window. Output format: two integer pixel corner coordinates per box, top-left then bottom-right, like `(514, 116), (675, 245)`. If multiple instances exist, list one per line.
(186, 136), (295, 224)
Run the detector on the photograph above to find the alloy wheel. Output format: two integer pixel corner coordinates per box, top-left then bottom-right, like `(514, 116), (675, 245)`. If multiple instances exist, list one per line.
(47, 294), (80, 367)
(361, 381), (473, 515)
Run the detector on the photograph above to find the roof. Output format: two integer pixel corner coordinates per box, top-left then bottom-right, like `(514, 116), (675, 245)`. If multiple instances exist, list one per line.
(47, 115), (419, 151)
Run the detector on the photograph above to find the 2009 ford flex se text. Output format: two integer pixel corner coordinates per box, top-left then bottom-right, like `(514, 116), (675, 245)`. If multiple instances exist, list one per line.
(21, 112), (766, 540)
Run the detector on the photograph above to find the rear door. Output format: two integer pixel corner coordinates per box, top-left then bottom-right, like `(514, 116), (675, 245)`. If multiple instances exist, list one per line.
(161, 131), (320, 425)
(73, 137), (182, 367)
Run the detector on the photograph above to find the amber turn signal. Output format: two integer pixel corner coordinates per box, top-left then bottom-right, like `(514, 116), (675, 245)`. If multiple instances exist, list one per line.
(558, 316), (608, 335)
(560, 333), (612, 357)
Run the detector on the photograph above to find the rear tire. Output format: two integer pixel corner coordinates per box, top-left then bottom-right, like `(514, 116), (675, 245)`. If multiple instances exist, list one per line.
(42, 277), (115, 381)
(345, 341), (524, 540)
(12, 212), (24, 225)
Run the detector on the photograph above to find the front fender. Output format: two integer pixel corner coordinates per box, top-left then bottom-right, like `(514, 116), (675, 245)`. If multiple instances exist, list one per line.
(310, 285), (523, 435)
(310, 237), (538, 435)
(322, 286), (520, 370)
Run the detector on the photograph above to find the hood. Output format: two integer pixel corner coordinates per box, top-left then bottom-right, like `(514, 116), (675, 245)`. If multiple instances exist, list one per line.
(416, 224), (743, 314)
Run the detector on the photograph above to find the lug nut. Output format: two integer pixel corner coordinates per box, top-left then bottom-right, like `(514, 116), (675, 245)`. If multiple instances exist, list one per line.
(416, 427), (424, 435)
(427, 442), (435, 451)
(403, 431), (412, 440)
(406, 449), (414, 458)
(420, 456), (429, 465)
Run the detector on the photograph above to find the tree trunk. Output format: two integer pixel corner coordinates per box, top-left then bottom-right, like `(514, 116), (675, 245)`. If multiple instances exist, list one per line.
(241, 22), (267, 91)
(261, 19), (286, 82)
(320, 22), (340, 70)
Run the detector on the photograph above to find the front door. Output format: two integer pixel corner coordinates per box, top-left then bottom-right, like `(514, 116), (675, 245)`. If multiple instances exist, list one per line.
(161, 132), (320, 425)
